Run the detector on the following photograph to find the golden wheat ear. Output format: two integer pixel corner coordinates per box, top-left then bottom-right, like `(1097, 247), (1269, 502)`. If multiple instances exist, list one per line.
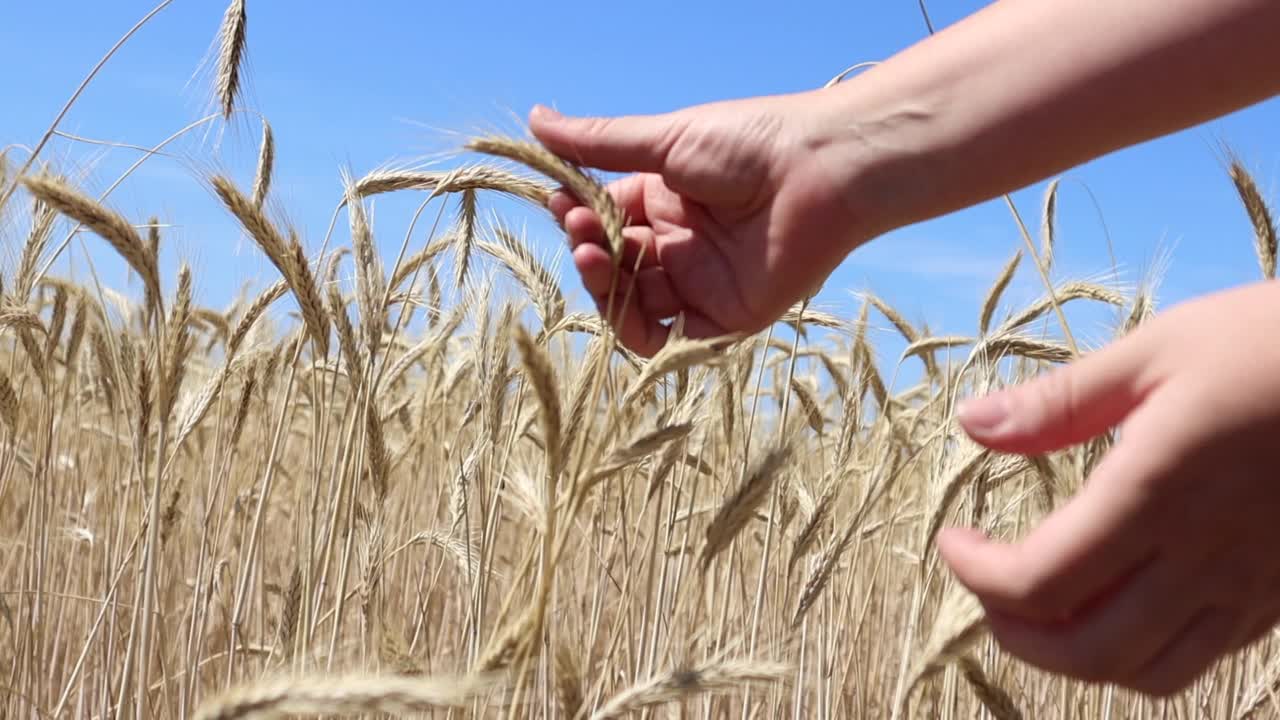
(214, 0), (247, 120)
(1228, 158), (1278, 280)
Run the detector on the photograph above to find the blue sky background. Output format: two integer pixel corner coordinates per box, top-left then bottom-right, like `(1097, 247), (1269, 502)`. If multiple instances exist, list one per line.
(3, 1), (1278, 371)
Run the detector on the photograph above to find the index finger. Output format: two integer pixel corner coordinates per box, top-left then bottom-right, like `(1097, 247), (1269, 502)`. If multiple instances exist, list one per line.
(938, 416), (1168, 623)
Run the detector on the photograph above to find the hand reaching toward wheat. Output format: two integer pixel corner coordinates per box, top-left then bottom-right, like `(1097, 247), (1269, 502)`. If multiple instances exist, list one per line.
(941, 281), (1280, 695)
(531, 0), (1279, 360)
(528, 98), (871, 357)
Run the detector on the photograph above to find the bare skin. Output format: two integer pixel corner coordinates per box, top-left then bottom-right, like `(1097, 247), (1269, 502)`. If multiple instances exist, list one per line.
(529, 0), (1280, 697)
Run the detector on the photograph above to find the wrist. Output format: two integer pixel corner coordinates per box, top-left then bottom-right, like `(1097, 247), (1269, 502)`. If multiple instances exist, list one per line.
(802, 75), (948, 251)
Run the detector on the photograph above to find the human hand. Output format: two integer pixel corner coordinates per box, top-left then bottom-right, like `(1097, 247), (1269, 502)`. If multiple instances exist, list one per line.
(939, 281), (1280, 696)
(528, 93), (875, 357)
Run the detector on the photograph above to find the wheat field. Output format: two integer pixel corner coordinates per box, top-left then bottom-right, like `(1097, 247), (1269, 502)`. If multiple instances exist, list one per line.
(2, 3), (1279, 719)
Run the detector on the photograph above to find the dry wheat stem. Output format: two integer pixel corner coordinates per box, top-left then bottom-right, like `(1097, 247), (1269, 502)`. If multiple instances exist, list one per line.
(0, 0), (174, 212)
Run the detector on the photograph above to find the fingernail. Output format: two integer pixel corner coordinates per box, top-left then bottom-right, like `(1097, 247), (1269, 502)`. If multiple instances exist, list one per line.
(531, 104), (562, 121)
(958, 395), (1009, 434)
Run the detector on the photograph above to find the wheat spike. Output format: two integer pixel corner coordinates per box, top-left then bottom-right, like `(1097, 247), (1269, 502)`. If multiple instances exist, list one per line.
(979, 249), (1022, 335)
(192, 673), (497, 720)
(554, 644), (584, 720)
(0, 303), (46, 335)
(906, 585), (988, 696)
(0, 373), (18, 430)
(465, 134), (626, 259)
(998, 280), (1124, 335)
(922, 447), (989, 551)
(700, 442), (792, 572)
(64, 298), (87, 370)
(388, 236), (451, 291)
(789, 376), (824, 434)
(479, 215), (565, 328)
(353, 164), (553, 206)
(452, 189), (478, 291)
(788, 479), (839, 575)
(252, 118), (274, 207)
(974, 333), (1074, 365)
(328, 284), (363, 387)
(343, 173), (384, 354)
(215, 0), (247, 120)
(227, 278), (287, 357)
(958, 656), (1024, 720)
(15, 191), (57, 302)
(513, 324), (562, 480)
(624, 335), (739, 405)
(589, 658), (791, 720)
(21, 175), (160, 310)
(1229, 159), (1278, 280)
(210, 177), (329, 353)
(1040, 178), (1060, 272)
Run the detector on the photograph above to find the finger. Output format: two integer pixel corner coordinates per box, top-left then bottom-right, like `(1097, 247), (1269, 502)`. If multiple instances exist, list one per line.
(529, 104), (680, 174)
(574, 245), (669, 357)
(577, 248), (678, 320)
(548, 190), (580, 226)
(564, 207), (661, 269)
(573, 243), (620, 299)
(957, 329), (1161, 454)
(981, 554), (1202, 684)
(938, 411), (1168, 622)
(1125, 608), (1239, 697)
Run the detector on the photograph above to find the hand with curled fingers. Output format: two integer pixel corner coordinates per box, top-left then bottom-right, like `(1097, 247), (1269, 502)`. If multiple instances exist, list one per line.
(527, 95), (874, 358)
(941, 281), (1280, 696)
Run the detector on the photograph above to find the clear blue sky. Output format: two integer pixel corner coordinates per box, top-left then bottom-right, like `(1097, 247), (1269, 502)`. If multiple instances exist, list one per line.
(3, 1), (1278, 365)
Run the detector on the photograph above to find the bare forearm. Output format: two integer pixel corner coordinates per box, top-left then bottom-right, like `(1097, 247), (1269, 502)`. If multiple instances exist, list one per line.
(821, 0), (1280, 236)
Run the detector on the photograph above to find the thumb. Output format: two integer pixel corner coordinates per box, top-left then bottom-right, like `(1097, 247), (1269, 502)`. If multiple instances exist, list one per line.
(529, 104), (679, 174)
(957, 334), (1158, 454)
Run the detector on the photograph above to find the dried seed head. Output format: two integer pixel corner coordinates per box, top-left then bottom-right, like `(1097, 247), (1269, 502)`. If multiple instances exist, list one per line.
(20, 175), (160, 311)
(252, 119), (274, 207)
(214, 0), (247, 120)
(589, 658), (792, 720)
(700, 441), (792, 572)
(465, 135), (625, 260)
(1229, 159), (1278, 280)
